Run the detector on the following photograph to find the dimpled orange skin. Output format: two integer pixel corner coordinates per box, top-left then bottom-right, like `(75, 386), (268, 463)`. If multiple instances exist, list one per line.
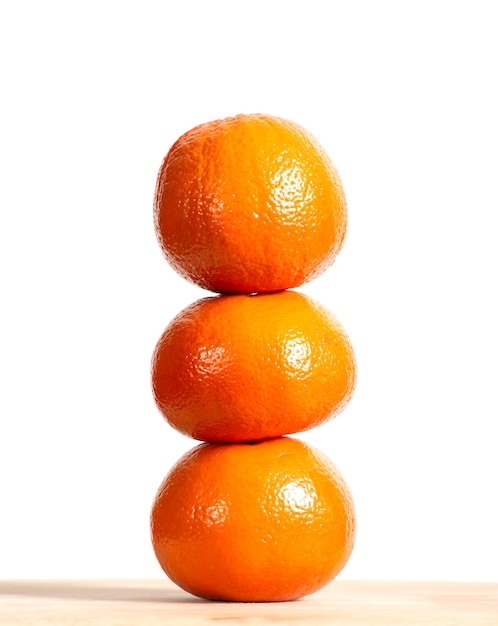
(150, 437), (356, 602)
(151, 290), (356, 443)
(154, 113), (347, 294)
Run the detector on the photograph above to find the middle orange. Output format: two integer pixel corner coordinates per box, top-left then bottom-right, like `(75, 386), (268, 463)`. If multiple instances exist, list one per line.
(151, 290), (356, 443)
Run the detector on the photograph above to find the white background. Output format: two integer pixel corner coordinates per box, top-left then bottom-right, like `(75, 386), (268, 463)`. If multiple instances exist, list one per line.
(1, 1), (497, 583)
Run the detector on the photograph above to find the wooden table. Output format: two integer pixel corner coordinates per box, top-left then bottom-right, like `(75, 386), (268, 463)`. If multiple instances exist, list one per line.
(1, 578), (497, 625)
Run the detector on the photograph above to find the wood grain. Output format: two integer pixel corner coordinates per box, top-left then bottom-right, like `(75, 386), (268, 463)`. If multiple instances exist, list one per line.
(1, 578), (497, 625)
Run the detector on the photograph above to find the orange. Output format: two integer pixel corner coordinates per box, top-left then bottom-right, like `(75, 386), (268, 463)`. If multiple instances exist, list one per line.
(151, 290), (356, 443)
(154, 113), (347, 294)
(150, 436), (356, 602)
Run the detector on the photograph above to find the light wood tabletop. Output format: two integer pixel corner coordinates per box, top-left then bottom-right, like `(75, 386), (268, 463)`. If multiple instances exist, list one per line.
(1, 578), (497, 625)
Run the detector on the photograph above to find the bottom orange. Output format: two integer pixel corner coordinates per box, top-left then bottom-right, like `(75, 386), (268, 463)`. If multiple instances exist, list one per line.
(150, 437), (356, 602)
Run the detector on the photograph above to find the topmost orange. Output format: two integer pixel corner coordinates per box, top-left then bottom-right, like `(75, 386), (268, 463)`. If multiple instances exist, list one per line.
(154, 114), (347, 294)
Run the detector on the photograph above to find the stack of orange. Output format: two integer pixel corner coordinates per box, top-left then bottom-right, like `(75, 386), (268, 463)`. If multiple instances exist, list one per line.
(150, 114), (357, 602)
